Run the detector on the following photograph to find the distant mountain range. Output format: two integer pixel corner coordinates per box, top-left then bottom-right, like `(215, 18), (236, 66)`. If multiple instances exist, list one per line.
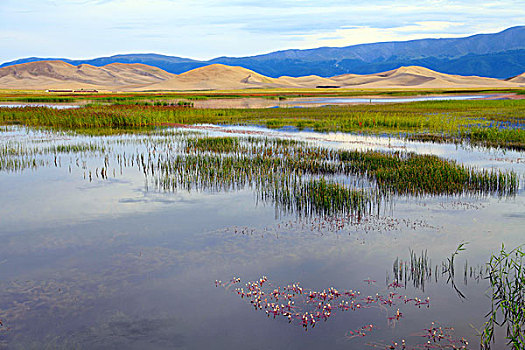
(1, 61), (523, 91)
(1, 26), (524, 80)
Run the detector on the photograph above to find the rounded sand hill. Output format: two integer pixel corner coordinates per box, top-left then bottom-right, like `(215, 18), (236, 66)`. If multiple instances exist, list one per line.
(333, 66), (522, 88)
(146, 64), (279, 90)
(0, 61), (523, 91)
(0, 60), (174, 90)
(508, 73), (525, 84)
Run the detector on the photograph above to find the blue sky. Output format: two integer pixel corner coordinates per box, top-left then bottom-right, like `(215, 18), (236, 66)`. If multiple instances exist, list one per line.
(1, 0), (524, 63)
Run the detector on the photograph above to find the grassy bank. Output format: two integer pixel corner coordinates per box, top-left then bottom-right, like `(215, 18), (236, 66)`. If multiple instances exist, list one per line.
(0, 99), (524, 149)
(1, 88), (524, 104)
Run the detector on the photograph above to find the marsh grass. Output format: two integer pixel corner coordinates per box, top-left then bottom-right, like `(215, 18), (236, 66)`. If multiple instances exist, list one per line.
(1, 99), (523, 149)
(0, 129), (519, 216)
(186, 137), (239, 153)
(150, 136), (517, 220)
(395, 244), (525, 348)
(0, 141), (108, 172)
(391, 243), (480, 296)
(0, 129), (518, 197)
(481, 245), (525, 349)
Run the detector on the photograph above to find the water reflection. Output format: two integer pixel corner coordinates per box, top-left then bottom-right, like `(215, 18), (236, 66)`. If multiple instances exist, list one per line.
(0, 103), (81, 109)
(290, 95), (493, 105)
(185, 124), (525, 172)
(0, 125), (523, 348)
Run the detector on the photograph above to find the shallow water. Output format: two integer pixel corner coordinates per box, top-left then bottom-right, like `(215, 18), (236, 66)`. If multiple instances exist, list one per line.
(0, 95), (495, 111)
(291, 95), (494, 105)
(0, 125), (523, 349)
(0, 103), (80, 109)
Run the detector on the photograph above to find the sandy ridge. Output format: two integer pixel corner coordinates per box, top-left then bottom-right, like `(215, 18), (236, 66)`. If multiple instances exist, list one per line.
(0, 61), (523, 91)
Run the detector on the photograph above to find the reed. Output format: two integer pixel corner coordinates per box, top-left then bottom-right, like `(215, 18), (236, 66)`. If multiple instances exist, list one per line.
(0, 129), (519, 217)
(152, 151), (374, 218)
(1, 128), (518, 197)
(481, 245), (525, 350)
(0, 99), (523, 149)
(186, 137), (239, 153)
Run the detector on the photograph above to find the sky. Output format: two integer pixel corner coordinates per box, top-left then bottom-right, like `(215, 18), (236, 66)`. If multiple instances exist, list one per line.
(1, 0), (524, 63)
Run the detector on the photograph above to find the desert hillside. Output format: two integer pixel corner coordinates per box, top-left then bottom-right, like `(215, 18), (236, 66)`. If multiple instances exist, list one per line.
(141, 64), (524, 90)
(508, 72), (525, 84)
(331, 66), (522, 88)
(0, 61), (523, 91)
(0, 60), (174, 90)
(147, 64), (278, 90)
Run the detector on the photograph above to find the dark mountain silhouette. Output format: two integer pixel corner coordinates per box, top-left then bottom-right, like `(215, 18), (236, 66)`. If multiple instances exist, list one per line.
(2, 26), (524, 79)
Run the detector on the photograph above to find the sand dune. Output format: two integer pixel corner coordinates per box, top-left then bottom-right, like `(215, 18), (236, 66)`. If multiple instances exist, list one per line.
(0, 61), (523, 91)
(332, 66), (521, 88)
(148, 65), (343, 90)
(275, 75), (340, 88)
(508, 73), (525, 84)
(146, 64), (278, 90)
(0, 60), (173, 90)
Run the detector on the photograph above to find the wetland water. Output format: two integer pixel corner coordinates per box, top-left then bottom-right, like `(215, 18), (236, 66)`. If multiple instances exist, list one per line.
(0, 104), (81, 109)
(0, 94), (500, 110)
(0, 125), (523, 349)
(288, 95), (494, 106)
(192, 94), (500, 109)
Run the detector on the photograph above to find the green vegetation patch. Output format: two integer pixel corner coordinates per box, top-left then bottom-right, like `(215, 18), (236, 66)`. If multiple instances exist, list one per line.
(481, 245), (525, 349)
(0, 99), (524, 149)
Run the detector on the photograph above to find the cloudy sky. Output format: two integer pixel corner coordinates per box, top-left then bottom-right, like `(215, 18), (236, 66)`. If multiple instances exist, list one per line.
(1, 0), (524, 63)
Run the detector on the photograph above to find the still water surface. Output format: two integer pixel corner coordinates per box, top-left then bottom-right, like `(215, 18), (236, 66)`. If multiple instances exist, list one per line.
(286, 95), (493, 106)
(0, 104), (80, 109)
(0, 125), (523, 349)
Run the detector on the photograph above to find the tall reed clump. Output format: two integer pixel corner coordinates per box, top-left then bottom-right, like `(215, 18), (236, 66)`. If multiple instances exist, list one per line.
(0, 128), (519, 217)
(148, 136), (518, 218)
(481, 245), (525, 350)
(153, 151), (374, 218)
(338, 150), (519, 196)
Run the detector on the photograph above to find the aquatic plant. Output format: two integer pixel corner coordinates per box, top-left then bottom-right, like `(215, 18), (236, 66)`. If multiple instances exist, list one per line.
(393, 249), (432, 291)
(0, 98), (523, 149)
(0, 139), (109, 172)
(186, 136), (239, 153)
(0, 129), (519, 215)
(442, 242), (469, 299)
(367, 322), (469, 349)
(390, 242), (489, 299)
(216, 276), (429, 332)
(480, 245), (525, 349)
(338, 150), (518, 196)
(152, 138), (518, 217)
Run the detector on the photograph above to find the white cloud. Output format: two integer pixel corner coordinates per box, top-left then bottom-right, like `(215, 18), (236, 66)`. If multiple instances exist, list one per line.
(294, 21), (470, 48)
(0, 0), (523, 62)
